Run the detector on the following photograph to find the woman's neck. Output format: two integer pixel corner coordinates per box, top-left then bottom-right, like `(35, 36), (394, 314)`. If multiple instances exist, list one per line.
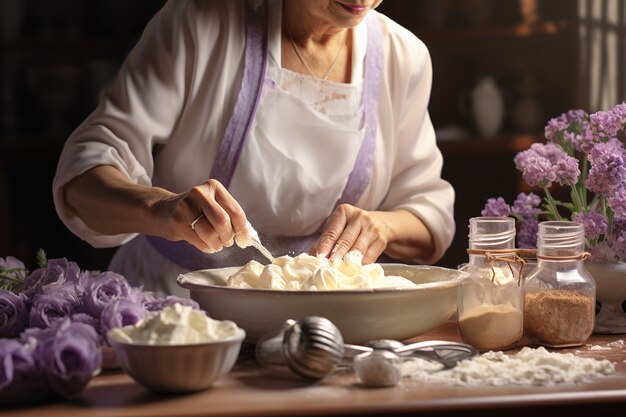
(282, 0), (346, 47)
(281, 0), (352, 82)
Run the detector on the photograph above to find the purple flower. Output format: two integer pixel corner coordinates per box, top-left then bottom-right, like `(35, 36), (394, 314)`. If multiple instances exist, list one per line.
(0, 256), (26, 276)
(530, 142), (569, 164)
(129, 287), (156, 307)
(33, 318), (101, 398)
(0, 290), (29, 338)
(572, 212), (608, 240)
(614, 231), (626, 261)
(519, 155), (557, 188)
(612, 217), (626, 239)
(82, 272), (132, 319)
(590, 108), (621, 139)
(611, 102), (626, 124)
(29, 284), (80, 328)
(517, 217), (539, 249)
(544, 109), (593, 152)
(71, 313), (101, 335)
(511, 193), (542, 218)
(0, 338), (46, 404)
(21, 258), (82, 299)
(554, 155), (581, 186)
(0, 256), (27, 292)
(145, 295), (200, 312)
(608, 187), (626, 218)
(481, 197), (511, 217)
(588, 241), (616, 262)
(585, 139), (626, 196)
(100, 298), (148, 335)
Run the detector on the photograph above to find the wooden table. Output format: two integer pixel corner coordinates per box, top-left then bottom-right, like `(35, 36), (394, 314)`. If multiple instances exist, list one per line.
(7, 321), (626, 417)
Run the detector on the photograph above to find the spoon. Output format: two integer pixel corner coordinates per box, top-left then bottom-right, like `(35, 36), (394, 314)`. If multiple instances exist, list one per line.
(370, 339), (478, 369)
(344, 339), (478, 387)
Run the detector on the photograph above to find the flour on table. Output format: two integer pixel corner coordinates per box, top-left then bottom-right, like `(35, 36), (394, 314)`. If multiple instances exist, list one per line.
(577, 339), (625, 352)
(399, 346), (615, 386)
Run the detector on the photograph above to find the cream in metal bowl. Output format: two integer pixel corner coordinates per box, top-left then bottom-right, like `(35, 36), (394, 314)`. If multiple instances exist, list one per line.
(177, 264), (468, 344)
(107, 304), (245, 392)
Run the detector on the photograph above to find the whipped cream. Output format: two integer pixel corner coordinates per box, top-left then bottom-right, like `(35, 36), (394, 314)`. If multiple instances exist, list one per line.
(107, 304), (243, 345)
(227, 251), (418, 291)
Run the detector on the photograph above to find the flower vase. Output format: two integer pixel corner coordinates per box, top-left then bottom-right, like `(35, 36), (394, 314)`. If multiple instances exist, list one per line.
(587, 262), (626, 334)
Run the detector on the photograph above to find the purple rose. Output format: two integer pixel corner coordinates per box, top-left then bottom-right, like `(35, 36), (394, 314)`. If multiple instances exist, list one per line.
(82, 272), (132, 319)
(21, 258), (82, 299)
(0, 290), (28, 338)
(145, 295), (200, 312)
(0, 338), (46, 405)
(33, 318), (101, 398)
(29, 290), (77, 329)
(71, 313), (101, 335)
(129, 286), (156, 307)
(100, 298), (148, 335)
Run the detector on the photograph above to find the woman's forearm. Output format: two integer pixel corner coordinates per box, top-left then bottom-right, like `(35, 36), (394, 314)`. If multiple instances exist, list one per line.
(373, 209), (435, 261)
(63, 165), (173, 237)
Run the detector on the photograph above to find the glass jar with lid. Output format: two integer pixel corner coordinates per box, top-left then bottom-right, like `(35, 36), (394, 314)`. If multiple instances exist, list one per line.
(457, 217), (524, 351)
(524, 221), (595, 347)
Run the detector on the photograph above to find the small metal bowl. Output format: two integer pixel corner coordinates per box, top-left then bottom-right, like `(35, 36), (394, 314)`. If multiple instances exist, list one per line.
(108, 330), (245, 393)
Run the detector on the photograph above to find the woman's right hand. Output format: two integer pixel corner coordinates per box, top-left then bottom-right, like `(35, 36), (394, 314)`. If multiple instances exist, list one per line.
(154, 179), (248, 253)
(63, 166), (249, 253)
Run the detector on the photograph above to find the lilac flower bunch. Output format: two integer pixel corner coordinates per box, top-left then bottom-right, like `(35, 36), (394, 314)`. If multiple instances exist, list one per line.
(0, 253), (199, 402)
(483, 103), (626, 262)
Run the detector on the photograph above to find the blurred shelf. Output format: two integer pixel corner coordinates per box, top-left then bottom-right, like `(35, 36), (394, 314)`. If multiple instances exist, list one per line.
(418, 20), (573, 43)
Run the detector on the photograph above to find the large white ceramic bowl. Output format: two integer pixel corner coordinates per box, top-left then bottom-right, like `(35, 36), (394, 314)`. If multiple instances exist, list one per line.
(177, 264), (468, 344)
(108, 330), (245, 393)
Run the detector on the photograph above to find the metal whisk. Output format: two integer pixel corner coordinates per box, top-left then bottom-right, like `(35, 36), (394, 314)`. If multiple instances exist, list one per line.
(255, 316), (345, 380)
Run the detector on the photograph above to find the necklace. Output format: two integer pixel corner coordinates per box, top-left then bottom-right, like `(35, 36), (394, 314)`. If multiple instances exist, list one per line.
(286, 28), (348, 81)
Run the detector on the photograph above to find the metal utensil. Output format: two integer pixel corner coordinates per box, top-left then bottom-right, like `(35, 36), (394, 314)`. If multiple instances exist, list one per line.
(344, 339), (478, 387)
(238, 220), (274, 262)
(255, 316), (345, 380)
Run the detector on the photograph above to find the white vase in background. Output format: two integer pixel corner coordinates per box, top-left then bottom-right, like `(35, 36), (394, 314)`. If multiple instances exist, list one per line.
(587, 261), (626, 334)
(470, 76), (505, 139)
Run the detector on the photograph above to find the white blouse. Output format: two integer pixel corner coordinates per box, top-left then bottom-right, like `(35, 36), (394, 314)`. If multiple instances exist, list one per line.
(52, 0), (455, 296)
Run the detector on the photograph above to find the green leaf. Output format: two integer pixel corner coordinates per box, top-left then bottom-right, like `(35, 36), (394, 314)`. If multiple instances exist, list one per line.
(36, 248), (48, 268)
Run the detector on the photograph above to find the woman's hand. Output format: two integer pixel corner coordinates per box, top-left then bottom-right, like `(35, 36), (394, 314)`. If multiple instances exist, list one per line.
(154, 179), (248, 253)
(63, 166), (248, 253)
(311, 204), (389, 264)
(310, 205), (435, 264)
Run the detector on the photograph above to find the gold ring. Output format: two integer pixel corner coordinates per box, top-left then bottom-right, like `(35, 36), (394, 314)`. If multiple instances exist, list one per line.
(190, 214), (205, 231)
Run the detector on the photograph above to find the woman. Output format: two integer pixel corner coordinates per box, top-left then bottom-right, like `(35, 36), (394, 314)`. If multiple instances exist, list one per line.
(53, 0), (455, 296)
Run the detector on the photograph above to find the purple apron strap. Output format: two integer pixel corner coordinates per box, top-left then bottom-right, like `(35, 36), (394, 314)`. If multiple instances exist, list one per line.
(334, 13), (382, 207)
(146, 7), (383, 270)
(209, 0), (268, 186)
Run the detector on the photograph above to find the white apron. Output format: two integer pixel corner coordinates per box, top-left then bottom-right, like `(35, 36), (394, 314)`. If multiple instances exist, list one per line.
(146, 0), (382, 270)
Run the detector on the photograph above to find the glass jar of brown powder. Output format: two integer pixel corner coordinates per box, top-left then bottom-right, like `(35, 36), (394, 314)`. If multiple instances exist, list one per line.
(457, 217), (525, 351)
(524, 221), (596, 347)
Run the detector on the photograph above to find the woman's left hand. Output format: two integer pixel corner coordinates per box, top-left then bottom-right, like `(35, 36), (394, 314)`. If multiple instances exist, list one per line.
(310, 204), (390, 264)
